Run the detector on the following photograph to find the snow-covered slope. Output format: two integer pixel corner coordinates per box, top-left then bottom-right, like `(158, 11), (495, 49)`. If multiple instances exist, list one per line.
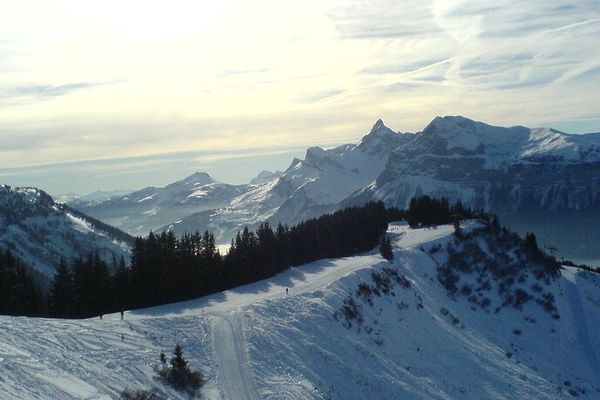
(0, 185), (131, 277)
(2, 222), (599, 399)
(163, 120), (411, 240)
(72, 172), (245, 237)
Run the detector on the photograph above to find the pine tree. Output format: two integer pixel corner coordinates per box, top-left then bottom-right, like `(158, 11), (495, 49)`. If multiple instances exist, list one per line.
(49, 260), (74, 317)
(524, 232), (539, 253)
(171, 344), (188, 371)
(379, 236), (394, 261)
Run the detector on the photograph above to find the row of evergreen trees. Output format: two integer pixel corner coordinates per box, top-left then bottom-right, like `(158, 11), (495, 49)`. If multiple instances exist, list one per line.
(406, 195), (472, 227)
(7, 202), (388, 318)
(48, 254), (129, 318)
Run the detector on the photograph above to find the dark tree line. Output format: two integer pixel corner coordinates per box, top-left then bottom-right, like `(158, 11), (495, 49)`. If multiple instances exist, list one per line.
(43, 202), (390, 318)
(223, 201), (388, 289)
(406, 195), (472, 227)
(48, 254), (129, 318)
(0, 248), (44, 316)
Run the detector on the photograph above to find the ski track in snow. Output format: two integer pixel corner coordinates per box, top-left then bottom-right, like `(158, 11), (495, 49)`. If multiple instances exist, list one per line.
(563, 269), (600, 373)
(212, 312), (260, 400)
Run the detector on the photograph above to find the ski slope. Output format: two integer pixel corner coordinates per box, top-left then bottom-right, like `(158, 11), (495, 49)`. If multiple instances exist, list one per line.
(1, 222), (600, 399)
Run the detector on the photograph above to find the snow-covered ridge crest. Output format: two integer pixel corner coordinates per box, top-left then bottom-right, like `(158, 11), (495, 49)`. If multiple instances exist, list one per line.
(418, 115), (600, 167)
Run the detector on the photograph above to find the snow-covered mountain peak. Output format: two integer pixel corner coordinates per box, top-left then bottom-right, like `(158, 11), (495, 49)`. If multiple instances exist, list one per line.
(418, 116), (600, 166)
(170, 172), (218, 188)
(304, 146), (329, 165)
(356, 119), (406, 154)
(421, 115), (528, 153)
(518, 128), (600, 163)
(372, 118), (385, 130)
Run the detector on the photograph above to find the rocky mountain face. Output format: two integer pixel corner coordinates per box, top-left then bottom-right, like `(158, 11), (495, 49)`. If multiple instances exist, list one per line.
(352, 116), (600, 212)
(0, 185), (132, 277)
(71, 172), (245, 236)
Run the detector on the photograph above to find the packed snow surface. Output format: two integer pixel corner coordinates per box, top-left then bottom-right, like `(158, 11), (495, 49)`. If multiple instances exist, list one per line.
(1, 222), (599, 399)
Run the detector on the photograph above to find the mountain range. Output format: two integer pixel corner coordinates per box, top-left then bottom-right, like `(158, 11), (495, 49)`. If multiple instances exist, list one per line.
(71, 116), (600, 263)
(70, 172), (245, 237)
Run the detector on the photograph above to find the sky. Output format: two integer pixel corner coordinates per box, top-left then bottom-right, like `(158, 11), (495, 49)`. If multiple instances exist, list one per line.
(1, 0), (599, 195)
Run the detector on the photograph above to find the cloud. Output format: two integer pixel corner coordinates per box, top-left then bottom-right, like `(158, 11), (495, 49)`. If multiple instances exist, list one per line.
(329, 1), (443, 38)
(300, 89), (346, 102)
(0, 80), (121, 105)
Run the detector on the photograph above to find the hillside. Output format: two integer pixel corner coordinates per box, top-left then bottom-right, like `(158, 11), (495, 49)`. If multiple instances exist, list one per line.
(0, 185), (132, 277)
(1, 221), (598, 399)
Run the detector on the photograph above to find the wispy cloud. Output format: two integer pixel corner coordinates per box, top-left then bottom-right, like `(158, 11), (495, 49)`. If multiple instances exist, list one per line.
(0, 80), (122, 105)
(329, 1), (442, 38)
(300, 89), (346, 102)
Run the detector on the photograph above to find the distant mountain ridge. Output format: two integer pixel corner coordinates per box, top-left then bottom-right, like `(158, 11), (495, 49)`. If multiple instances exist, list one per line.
(70, 115), (600, 261)
(71, 171), (245, 236)
(0, 185), (132, 277)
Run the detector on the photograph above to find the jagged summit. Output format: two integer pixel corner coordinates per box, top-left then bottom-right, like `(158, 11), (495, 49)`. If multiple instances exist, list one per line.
(372, 118), (385, 130)
(357, 119), (407, 153)
(365, 118), (395, 138)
